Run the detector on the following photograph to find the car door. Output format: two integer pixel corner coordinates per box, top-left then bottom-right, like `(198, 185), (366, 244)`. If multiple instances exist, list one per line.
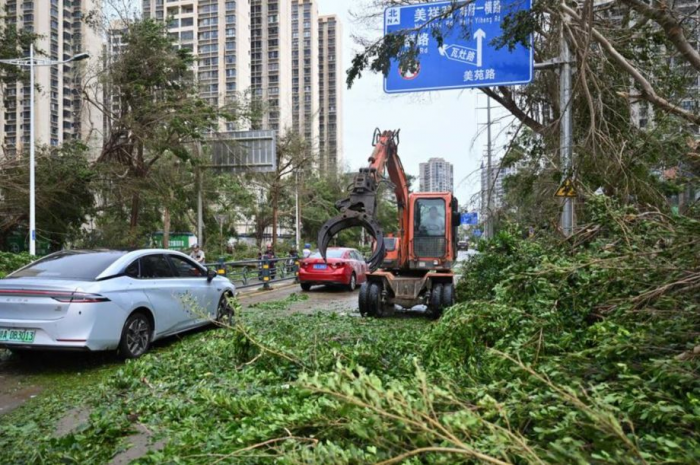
(350, 250), (367, 282)
(167, 254), (216, 325)
(138, 254), (193, 336)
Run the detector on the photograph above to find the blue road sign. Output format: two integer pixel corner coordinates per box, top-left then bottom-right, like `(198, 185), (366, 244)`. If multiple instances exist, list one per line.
(384, 0), (533, 93)
(473, 229), (483, 238)
(461, 212), (479, 226)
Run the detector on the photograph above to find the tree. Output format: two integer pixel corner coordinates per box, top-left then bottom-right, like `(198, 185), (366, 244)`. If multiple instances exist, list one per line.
(0, 142), (95, 250)
(86, 19), (220, 237)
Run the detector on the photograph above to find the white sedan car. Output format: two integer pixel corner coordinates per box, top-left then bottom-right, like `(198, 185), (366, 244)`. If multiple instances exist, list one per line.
(0, 249), (235, 358)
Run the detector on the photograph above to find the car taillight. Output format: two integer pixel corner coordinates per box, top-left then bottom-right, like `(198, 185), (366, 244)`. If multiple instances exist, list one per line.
(331, 262), (345, 269)
(52, 292), (111, 303)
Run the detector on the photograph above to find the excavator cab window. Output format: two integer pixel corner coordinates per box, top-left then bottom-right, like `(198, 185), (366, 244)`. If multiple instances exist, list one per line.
(414, 198), (447, 258)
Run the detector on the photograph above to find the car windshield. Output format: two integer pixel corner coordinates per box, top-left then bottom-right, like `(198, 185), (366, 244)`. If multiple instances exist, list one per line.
(7, 251), (127, 281)
(310, 250), (344, 259)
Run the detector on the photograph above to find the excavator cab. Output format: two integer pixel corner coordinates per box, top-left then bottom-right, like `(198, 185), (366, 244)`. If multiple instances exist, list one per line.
(318, 129), (458, 319)
(408, 193), (459, 270)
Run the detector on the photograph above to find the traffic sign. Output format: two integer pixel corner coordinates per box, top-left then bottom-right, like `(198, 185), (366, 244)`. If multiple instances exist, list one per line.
(555, 178), (577, 198)
(461, 212), (479, 226)
(473, 229), (483, 238)
(384, 0), (533, 93)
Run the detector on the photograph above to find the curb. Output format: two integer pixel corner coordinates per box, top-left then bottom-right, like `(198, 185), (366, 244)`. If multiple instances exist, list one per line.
(236, 281), (299, 299)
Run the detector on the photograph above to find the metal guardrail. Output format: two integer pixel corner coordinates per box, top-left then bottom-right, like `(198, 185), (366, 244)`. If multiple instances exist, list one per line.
(205, 256), (300, 290)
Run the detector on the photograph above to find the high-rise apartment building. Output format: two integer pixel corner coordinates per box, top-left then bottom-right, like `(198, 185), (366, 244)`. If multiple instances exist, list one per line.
(250, 0), (292, 132)
(0, 0), (103, 158)
(104, 20), (128, 136)
(142, 0), (251, 131)
(143, 0), (344, 171)
(291, 0), (319, 144)
(419, 157), (453, 193)
(318, 14), (342, 173)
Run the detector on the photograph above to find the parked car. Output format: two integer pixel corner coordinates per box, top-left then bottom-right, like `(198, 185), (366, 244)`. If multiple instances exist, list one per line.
(0, 249), (235, 358)
(298, 247), (368, 291)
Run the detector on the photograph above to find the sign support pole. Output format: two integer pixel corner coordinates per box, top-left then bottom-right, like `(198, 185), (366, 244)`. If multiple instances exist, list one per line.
(560, 16), (574, 237)
(485, 96), (494, 240)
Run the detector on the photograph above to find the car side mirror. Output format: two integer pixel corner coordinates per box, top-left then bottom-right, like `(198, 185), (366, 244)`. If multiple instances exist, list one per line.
(207, 268), (217, 283)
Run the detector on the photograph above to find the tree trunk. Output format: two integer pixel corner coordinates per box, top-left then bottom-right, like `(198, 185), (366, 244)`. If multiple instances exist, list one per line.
(271, 183), (279, 249)
(163, 205), (171, 249)
(163, 188), (174, 249)
(129, 192), (140, 235)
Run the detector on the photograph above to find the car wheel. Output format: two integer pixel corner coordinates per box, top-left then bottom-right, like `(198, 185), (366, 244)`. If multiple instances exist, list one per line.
(429, 284), (444, 320)
(119, 312), (152, 359)
(300, 283), (312, 291)
(216, 293), (235, 326)
(347, 273), (357, 292)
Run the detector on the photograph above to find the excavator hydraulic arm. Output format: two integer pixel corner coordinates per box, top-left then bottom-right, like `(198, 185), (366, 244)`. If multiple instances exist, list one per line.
(318, 129), (405, 271)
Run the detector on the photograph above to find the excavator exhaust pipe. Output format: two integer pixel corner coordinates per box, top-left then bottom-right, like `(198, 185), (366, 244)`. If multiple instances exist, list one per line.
(317, 211), (386, 271)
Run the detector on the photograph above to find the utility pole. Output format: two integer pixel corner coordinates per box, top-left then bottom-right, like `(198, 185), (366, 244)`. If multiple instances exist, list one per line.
(560, 16), (574, 237)
(29, 44), (35, 256)
(295, 169), (301, 252)
(485, 96), (494, 240)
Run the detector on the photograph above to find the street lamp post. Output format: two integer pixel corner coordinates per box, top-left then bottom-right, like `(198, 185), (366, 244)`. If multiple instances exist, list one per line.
(0, 44), (89, 255)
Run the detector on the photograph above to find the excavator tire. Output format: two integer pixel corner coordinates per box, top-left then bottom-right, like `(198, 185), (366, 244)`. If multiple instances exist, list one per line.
(429, 283), (444, 320)
(358, 282), (370, 317)
(367, 282), (382, 317)
(442, 283), (455, 309)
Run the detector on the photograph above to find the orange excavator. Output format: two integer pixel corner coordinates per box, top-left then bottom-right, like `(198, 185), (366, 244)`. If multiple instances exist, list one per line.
(318, 129), (459, 318)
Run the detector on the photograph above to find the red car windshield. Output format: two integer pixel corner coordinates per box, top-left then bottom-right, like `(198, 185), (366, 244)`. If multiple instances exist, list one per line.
(310, 250), (345, 259)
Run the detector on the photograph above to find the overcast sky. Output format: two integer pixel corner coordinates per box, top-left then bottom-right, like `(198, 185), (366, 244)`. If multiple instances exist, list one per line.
(316, 0), (513, 208)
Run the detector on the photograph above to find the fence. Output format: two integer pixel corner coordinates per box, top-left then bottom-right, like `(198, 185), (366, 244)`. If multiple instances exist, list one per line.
(205, 256), (300, 290)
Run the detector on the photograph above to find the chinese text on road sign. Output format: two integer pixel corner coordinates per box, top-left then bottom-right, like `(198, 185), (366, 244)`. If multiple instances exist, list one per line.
(384, 0), (533, 93)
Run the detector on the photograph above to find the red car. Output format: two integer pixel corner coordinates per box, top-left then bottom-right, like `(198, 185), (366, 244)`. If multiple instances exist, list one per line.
(299, 247), (368, 291)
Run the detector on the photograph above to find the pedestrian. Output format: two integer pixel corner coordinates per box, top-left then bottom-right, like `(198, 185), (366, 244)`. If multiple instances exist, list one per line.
(264, 243), (277, 280)
(190, 244), (206, 265)
(289, 246), (299, 259)
(302, 243), (312, 258)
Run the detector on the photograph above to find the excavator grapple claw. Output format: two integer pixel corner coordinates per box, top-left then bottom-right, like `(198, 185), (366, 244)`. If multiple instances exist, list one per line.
(317, 211), (386, 271)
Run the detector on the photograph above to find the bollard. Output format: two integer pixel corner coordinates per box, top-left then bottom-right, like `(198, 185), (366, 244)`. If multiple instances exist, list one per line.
(217, 257), (227, 276)
(294, 260), (300, 283)
(262, 258), (271, 290)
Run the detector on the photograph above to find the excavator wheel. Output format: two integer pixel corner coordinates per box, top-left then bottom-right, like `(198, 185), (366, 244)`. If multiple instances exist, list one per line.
(367, 282), (383, 317)
(442, 283), (455, 309)
(429, 283), (444, 320)
(358, 282), (370, 317)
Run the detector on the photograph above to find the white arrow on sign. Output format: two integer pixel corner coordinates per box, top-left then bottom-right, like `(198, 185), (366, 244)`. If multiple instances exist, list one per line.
(473, 28), (486, 67)
(437, 29), (486, 68)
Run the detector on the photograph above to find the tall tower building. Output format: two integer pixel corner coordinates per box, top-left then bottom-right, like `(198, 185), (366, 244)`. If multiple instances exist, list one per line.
(318, 14), (343, 174)
(0, 0), (103, 158)
(419, 157), (453, 193)
(291, 0), (319, 145)
(250, 0), (292, 132)
(142, 0), (251, 131)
